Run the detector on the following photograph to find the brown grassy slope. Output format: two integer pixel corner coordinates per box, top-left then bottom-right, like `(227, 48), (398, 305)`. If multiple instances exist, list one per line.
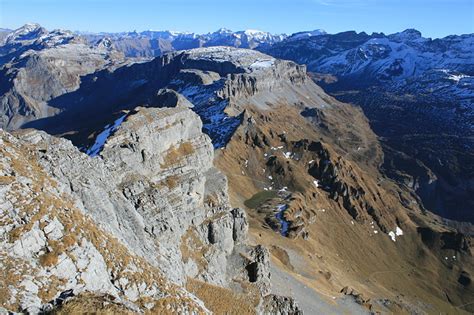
(52, 293), (135, 315)
(186, 278), (257, 315)
(215, 101), (473, 314)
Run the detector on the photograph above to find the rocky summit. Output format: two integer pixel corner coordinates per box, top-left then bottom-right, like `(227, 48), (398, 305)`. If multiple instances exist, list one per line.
(1, 23), (473, 314)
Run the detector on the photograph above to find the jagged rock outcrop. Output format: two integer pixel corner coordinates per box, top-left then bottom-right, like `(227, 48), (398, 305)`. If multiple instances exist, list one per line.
(245, 245), (271, 295)
(0, 105), (294, 312)
(1, 45), (312, 152)
(174, 47), (307, 100)
(340, 286), (373, 310)
(260, 295), (303, 315)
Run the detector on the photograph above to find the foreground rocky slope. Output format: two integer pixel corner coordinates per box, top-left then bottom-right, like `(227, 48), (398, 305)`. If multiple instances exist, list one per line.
(0, 105), (300, 313)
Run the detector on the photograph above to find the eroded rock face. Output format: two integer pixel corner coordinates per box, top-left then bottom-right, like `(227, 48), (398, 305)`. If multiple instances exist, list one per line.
(0, 105), (290, 313)
(17, 106), (248, 284)
(246, 245), (272, 295)
(0, 126), (209, 313)
(2, 45), (310, 151)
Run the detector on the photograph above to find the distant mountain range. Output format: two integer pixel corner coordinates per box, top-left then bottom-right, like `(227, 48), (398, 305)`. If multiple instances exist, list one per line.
(262, 29), (473, 112)
(79, 27), (288, 57)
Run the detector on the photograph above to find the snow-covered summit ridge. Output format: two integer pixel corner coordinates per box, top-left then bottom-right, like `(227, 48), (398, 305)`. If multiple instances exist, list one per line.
(4, 22), (47, 43)
(1, 23), (85, 51)
(184, 46), (275, 68)
(287, 29), (327, 41)
(263, 28), (474, 134)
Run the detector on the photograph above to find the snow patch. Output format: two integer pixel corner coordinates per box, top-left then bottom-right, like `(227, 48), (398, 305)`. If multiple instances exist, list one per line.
(250, 59), (275, 69)
(87, 114), (127, 157)
(388, 226), (404, 242)
(395, 226), (404, 236)
(275, 204), (290, 236)
(388, 231), (396, 242)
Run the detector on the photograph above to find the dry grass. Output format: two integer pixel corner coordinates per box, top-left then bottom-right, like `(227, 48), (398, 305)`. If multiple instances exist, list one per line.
(204, 193), (219, 208)
(61, 234), (77, 248)
(0, 256), (30, 310)
(147, 295), (208, 315)
(38, 275), (67, 302)
(0, 175), (14, 184)
(52, 292), (134, 315)
(269, 245), (294, 271)
(180, 228), (208, 273)
(186, 278), (256, 315)
(163, 175), (179, 189)
(39, 252), (59, 267)
(161, 142), (195, 168)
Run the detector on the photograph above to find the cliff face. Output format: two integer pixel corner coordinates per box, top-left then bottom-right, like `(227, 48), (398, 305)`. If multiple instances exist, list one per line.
(0, 106), (296, 313)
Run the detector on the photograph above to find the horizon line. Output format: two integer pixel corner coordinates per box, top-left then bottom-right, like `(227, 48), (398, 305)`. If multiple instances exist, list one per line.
(2, 22), (474, 40)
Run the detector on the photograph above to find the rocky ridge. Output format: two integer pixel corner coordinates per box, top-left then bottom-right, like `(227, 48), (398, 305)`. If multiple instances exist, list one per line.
(262, 29), (473, 129)
(0, 105), (300, 313)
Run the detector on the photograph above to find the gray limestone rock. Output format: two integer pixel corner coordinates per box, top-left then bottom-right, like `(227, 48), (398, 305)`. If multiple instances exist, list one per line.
(260, 294), (303, 315)
(247, 245), (272, 296)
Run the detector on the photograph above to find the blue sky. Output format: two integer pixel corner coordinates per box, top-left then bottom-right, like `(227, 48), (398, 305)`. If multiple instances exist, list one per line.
(1, 0), (473, 38)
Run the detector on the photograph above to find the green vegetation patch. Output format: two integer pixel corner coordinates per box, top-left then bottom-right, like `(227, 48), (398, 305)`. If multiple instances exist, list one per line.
(244, 190), (278, 209)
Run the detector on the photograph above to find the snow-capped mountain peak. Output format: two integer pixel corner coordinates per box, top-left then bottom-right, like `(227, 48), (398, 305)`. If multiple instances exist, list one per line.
(243, 29), (265, 35)
(287, 29), (327, 41)
(388, 28), (425, 43)
(213, 27), (233, 34)
(15, 22), (42, 33)
(4, 22), (47, 43)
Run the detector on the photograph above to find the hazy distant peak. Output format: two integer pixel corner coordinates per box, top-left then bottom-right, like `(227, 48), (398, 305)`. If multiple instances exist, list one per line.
(5, 22), (47, 43)
(287, 29), (327, 41)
